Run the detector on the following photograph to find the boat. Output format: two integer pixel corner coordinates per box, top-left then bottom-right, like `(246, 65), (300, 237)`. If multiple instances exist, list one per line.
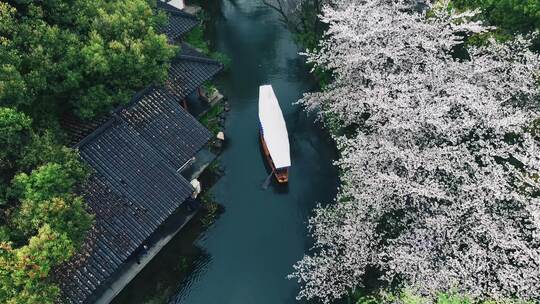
(258, 85), (290, 183)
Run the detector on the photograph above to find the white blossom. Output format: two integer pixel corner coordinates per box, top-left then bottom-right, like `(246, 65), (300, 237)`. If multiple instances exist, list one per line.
(290, 0), (540, 303)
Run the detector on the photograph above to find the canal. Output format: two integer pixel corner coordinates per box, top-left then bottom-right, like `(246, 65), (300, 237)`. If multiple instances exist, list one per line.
(114, 0), (339, 303)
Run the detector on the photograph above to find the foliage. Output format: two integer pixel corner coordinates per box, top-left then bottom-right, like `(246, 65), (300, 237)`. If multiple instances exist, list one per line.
(200, 192), (219, 227)
(17, 131), (79, 172)
(210, 51), (231, 69)
(184, 13), (230, 69)
(185, 22), (211, 54)
(206, 159), (222, 176)
(10, 162), (91, 245)
(0, 108), (31, 186)
(384, 290), (471, 304)
(290, 0), (540, 303)
(178, 256), (190, 272)
(449, 0), (540, 50)
(11, 163), (82, 204)
(0, 224), (75, 304)
(200, 103), (224, 135)
(203, 81), (218, 96)
(0, 0), (176, 121)
(354, 290), (531, 304)
(0, 114), (91, 301)
(450, 0), (539, 35)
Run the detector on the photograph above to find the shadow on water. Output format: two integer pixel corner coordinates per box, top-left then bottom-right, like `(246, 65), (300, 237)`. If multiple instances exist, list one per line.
(113, 0), (339, 303)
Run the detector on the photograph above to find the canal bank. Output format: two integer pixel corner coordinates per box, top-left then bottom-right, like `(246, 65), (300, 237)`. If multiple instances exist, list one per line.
(113, 0), (339, 303)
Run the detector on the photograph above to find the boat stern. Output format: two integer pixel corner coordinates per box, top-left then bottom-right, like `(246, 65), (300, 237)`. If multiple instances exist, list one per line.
(275, 167), (289, 183)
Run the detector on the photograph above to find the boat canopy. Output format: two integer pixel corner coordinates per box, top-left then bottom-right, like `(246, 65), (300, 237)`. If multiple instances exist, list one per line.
(258, 85), (291, 169)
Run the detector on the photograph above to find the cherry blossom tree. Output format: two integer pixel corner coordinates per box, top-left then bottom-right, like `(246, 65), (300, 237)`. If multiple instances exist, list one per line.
(289, 0), (540, 303)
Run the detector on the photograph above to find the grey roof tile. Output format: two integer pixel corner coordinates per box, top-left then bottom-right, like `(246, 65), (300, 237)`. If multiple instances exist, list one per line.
(166, 44), (223, 100)
(61, 46), (221, 145)
(156, 1), (199, 41)
(119, 87), (212, 169)
(56, 79), (212, 304)
(55, 8), (219, 303)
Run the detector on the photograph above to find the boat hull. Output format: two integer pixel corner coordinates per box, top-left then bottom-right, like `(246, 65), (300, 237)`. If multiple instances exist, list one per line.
(260, 133), (289, 183)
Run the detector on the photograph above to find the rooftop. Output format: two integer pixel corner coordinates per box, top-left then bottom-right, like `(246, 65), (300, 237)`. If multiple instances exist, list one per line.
(54, 8), (221, 302)
(166, 43), (224, 100)
(118, 87), (212, 169)
(157, 1), (199, 42)
(55, 88), (211, 303)
(61, 44), (222, 146)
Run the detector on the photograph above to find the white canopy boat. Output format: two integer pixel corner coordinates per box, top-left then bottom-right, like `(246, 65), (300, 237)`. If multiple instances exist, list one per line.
(258, 85), (290, 183)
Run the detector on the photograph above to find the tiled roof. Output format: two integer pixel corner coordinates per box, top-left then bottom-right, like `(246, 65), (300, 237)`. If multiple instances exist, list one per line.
(61, 46), (220, 145)
(60, 114), (111, 147)
(119, 87), (212, 169)
(55, 86), (212, 303)
(55, 168), (191, 303)
(157, 1), (199, 41)
(55, 113), (203, 303)
(54, 175), (154, 302)
(55, 7), (220, 301)
(78, 119), (195, 208)
(166, 43), (223, 100)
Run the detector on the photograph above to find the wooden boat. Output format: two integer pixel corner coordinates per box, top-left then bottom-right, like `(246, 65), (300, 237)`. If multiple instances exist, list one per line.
(258, 85), (290, 183)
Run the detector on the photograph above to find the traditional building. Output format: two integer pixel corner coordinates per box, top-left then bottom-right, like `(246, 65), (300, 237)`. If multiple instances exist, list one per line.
(55, 86), (212, 304)
(55, 4), (223, 303)
(157, 1), (198, 42)
(62, 44), (222, 146)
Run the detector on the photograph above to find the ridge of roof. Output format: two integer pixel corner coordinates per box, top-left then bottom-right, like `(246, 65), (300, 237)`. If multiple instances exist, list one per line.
(176, 43), (224, 66)
(74, 117), (116, 149)
(177, 54), (223, 66)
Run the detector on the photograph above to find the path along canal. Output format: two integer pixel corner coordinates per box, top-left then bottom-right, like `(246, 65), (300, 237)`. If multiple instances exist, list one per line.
(114, 0), (338, 303)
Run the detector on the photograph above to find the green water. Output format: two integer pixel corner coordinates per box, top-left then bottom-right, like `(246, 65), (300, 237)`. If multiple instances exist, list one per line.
(114, 0), (339, 303)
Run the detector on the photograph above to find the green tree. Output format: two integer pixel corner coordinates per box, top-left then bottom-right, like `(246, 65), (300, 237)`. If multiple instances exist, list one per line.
(0, 0), (176, 122)
(9, 162), (92, 245)
(0, 108), (32, 202)
(17, 132), (87, 178)
(0, 153), (92, 303)
(0, 0), (172, 301)
(0, 3), (27, 106)
(0, 225), (74, 304)
(14, 195), (92, 247)
(352, 289), (530, 304)
(0, 108), (31, 172)
(451, 0), (539, 36)
(0, 114), (91, 301)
